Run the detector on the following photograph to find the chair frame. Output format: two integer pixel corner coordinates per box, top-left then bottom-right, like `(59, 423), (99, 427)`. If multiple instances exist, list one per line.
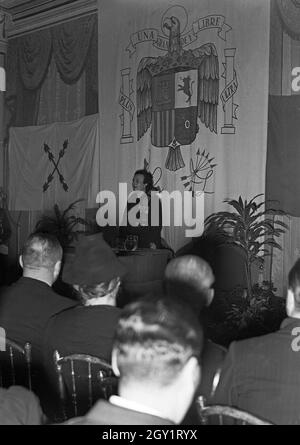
(54, 351), (117, 420)
(196, 396), (273, 425)
(0, 338), (32, 390)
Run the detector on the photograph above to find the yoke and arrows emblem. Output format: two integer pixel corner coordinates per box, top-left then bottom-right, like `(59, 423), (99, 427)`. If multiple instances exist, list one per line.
(43, 140), (69, 192)
(137, 15), (219, 172)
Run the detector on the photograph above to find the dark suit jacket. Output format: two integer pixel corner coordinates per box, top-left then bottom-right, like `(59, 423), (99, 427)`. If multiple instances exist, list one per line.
(43, 304), (121, 364)
(183, 339), (226, 424)
(0, 277), (75, 364)
(43, 305), (121, 420)
(200, 339), (227, 399)
(213, 317), (300, 425)
(64, 399), (174, 425)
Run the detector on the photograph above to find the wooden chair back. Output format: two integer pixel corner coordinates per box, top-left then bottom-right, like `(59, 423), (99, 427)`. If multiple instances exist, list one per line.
(0, 337), (32, 390)
(196, 396), (273, 425)
(54, 351), (118, 420)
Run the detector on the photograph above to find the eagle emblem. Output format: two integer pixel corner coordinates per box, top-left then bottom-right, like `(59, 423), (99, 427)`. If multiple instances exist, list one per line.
(137, 16), (219, 172)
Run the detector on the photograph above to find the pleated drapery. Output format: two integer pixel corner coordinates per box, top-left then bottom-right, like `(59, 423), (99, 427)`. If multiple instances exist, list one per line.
(7, 14), (97, 127)
(52, 15), (96, 84)
(18, 15), (96, 90)
(18, 28), (52, 90)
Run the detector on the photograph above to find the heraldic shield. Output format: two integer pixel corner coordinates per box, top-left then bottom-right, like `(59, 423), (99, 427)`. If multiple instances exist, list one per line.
(137, 16), (219, 172)
(151, 69), (198, 168)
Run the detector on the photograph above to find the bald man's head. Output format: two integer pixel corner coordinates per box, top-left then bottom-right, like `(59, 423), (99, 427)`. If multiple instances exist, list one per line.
(163, 255), (214, 314)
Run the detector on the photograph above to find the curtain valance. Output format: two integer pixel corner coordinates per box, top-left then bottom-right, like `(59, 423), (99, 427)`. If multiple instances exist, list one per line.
(52, 15), (96, 84)
(18, 28), (52, 90)
(16, 14), (96, 90)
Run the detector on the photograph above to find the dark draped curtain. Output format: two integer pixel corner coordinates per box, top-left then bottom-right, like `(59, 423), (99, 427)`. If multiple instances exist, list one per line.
(85, 19), (98, 116)
(6, 14), (98, 128)
(18, 28), (52, 90)
(52, 15), (96, 84)
(16, 28), (52, 126)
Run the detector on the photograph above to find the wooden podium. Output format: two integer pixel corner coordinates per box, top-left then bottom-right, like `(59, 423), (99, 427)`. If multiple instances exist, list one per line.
(117, 249), (172, 283)
(115, 249), (172, 303)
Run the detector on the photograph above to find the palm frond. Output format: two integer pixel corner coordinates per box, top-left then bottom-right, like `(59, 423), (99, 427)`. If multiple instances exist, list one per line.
(248, 194), (264, 205)
(62, 199), (85, 218)
(35, 199), (88, 248)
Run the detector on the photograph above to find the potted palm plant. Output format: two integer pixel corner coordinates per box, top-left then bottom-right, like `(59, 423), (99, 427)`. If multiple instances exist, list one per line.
(35, 199), (88, 250)
(205, 194), (287, 298)
(203, 194), (288, 345)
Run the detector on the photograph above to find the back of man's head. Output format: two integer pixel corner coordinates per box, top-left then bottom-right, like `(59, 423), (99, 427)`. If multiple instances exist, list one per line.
(20, 232), (62, 283)
(163, 255), (214, 314)
(112, 296), (203, 423)
(287, 259), (300, 314)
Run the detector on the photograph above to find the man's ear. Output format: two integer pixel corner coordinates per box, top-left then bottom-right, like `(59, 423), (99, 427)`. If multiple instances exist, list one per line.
(19, 255), (23, 269)
(286, 288), (296, 316)
(53, 260), (62, 279)
(294, 286), (300, 304)
(111, 348), (120, 377)
(206, 288), (214, 307)
(181, 356), (201, 391)
(109, 277), (121, 292)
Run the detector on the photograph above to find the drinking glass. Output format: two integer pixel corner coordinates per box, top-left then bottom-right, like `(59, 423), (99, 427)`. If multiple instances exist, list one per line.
(124, 235), (138, 251)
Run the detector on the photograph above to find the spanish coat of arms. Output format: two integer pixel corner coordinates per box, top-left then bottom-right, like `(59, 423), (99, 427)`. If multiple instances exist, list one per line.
(136, 16), (219, 172)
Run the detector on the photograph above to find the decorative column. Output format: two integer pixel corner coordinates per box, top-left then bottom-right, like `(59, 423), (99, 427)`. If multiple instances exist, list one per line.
(0, 11), (8, 188)
(221, 48), (237, 135)
(119, 68), (134, 144)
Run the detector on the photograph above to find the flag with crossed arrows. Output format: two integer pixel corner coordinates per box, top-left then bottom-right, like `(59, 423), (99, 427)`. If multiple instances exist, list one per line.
(8, 114), (100, 211)
(43, 140), (69, 192)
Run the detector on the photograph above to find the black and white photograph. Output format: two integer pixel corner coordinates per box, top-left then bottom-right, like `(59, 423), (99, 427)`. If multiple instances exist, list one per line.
(0, 0), (297, 428)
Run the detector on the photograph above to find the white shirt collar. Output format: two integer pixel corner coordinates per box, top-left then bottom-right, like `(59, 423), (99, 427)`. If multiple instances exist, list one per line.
(109, 395), (164, 419)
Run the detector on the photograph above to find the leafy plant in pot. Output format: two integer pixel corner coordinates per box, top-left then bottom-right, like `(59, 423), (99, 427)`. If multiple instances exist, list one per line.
(34, 199), (88, 250)
(204, 194), (288, 340)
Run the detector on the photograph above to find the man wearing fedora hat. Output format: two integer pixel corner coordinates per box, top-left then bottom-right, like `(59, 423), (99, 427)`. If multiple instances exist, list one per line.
(43, 233), (127, 367)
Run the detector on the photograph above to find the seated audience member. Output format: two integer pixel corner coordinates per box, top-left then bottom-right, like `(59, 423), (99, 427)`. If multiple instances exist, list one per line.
(0, 232), (75, 367)
(0, 386), (44, 425)
(119, 169), (162, 249)
(163, 255), (226, 404)
(213, 258), (300, 425)
(43, 233), (126, 365)
(64, 297), (203, 425)
(164, 255), (215, 313)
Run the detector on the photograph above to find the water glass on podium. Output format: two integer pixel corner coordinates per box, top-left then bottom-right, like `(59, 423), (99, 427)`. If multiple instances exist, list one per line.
(124, 235), (138, 251)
